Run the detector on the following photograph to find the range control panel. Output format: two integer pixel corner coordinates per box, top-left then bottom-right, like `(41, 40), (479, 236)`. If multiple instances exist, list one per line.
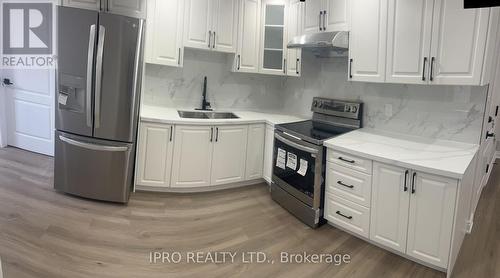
(311, 97), (362, 120)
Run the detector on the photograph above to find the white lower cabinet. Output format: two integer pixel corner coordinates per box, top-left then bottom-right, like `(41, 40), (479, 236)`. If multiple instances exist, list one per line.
(171, 125), (214, 188)
(406, 172), (457, 268)
(211, 125), (249, 185)
(136, 123), (174, 188)
(262, 124), (274, 184)
(325, 193), (370, 238)
(326, 149), (462, 271)
(245, 124), (265, 180)
(370, 161), (457, 269)
(370, 163), (410, 253)
(138, 122), (264, 189)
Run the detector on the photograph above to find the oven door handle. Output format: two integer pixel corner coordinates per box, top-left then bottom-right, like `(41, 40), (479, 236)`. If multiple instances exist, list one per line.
(275, 133), (319, 154)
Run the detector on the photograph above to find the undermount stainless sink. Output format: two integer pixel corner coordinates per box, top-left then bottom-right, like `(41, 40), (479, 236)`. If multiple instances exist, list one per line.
(177, 110), (239, 119)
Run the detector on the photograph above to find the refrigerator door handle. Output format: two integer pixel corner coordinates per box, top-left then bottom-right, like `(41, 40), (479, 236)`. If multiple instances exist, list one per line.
(95, 25), (106, 128)
(130, 20), (144, 130)
(59, 135), (129, 152)
(86, 24), (96, 128)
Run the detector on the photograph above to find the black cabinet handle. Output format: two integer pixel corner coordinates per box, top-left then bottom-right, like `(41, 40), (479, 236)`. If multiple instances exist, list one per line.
(430, 57), (435, 81)
(336, 211), (353, 220)
(411, 172), (417, 194)
(319, 11), (323, 31)
(323, 10), (327, 30)
(495, 105), (498, 117)
(170, 126), (173, 142)
(210, 127), (213, 142)
(296, 58), (300, 75)
(2, 78), (13, 86)
(422, 57), (427, 81)
(404, 170), (409, 192)
(338, 157), (355, 164)
(283, 58), (287, 74)
(208, 31), (212, 48)
(486, 132), (495, 139)
(337, 181), (354, 189)
(213, 31), (216, 49)
(215, 127), (219, 142)
(177, 48), (181, 65)
(237, 54), (241, 70)
(349, 58), (353, 79)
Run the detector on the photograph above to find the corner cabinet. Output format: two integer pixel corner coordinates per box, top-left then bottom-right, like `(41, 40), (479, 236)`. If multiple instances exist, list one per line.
(145, 0), (184, 67)
(136, 123), (174, 188)
(62, 0), (146, 18)
(183, 0), (239, 53)
(348, 0), (388, 82)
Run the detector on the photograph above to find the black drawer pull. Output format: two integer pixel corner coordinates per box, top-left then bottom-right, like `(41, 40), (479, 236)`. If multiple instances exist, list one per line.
(336, 211), (353, 220)
(337, 181), (354, 189)
(338, 157), (355, 164)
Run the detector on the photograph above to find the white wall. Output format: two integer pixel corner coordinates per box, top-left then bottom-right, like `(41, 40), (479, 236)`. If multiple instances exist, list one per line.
(144, 49), (487, 145)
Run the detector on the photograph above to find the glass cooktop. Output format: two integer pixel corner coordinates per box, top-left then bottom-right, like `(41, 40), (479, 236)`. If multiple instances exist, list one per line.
(276, 120), (354, 145)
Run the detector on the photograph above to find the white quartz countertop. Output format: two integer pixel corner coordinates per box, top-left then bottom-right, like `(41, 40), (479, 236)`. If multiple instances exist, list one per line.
(140, 105), (306, 126)
(324, 129), (479, 179)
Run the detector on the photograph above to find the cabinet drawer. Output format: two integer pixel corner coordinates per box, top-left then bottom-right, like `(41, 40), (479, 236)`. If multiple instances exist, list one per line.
(324, 193), (370, 239)
(328, 150), (372, 174)
(326, 162), (372, 207)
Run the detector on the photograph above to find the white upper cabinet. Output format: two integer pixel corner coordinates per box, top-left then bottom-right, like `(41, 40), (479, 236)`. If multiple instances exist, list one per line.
(145, 0), (184, 67)
(303, 0), (348, 34)
(370, 162), (410, 253)
(107, 0), (146, 18)
(245, 124), (265, 180)
(260, 0), (288, 75)
(348, 0), (388, 82)
(184, 0), (238, 52)
(324, 0), (349, 31)
(234, 0), (261, 73)
(63, 0), (145, 17)
(213, 0), (240, 52)
(171, 125), (214, 188)
(184, 0), (213, 50)
(429, 0), (490, 85)
(406, 172), (457, 268)
(286, 0), (303, 76)
(303, 0), (322, 33)
(386, 0), (434, 84)
(211, 125), (248, 185)
(136, 123), (174, 188)
(63, 0), (101, 10)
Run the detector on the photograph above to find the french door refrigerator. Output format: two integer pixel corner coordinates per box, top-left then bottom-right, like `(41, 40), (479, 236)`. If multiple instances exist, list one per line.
(54, 6), (144, 203)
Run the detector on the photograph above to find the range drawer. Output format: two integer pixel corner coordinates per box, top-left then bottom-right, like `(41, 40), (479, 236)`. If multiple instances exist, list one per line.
(326, 162), (372, 207)
(328, 150), (372, 174)
(324, 193), (370, 239)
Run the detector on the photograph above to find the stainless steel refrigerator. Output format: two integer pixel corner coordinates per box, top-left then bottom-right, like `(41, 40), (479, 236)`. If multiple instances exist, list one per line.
(54, 6), (144, 203)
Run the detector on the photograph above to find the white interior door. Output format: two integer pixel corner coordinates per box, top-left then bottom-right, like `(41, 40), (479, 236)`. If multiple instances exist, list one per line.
(3, 69), (55, 156)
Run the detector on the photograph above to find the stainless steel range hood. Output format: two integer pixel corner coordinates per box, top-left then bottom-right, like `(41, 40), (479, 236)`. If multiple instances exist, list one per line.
(287, 31), (349, 58)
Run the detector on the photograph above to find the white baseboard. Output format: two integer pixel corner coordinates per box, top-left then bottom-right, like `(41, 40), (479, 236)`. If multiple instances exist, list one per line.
(135, 179), (265, 193)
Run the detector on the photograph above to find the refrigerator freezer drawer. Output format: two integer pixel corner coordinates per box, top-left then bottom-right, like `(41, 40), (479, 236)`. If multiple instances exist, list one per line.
(54, 131), (135, 203)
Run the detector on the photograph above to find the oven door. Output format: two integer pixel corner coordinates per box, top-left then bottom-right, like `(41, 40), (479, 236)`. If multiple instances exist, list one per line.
(272, 131), (323, 209)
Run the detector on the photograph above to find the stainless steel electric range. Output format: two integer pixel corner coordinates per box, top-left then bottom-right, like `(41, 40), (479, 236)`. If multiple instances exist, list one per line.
(271, 97), (363, 228)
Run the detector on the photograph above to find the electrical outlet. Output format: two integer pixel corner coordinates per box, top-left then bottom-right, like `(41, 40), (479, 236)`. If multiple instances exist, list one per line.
(385, 104), (393, 118)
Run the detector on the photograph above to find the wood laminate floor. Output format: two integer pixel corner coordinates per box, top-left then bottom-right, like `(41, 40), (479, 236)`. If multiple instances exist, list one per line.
(0, 147), (498, 278)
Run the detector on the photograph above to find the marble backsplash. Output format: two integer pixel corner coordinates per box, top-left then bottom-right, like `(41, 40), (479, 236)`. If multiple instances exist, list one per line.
(143, 49), (487, 144)
(143, 49), (286, 111)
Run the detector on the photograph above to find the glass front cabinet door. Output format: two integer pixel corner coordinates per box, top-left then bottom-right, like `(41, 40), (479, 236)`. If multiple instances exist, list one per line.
(260, 0), (287, 75)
